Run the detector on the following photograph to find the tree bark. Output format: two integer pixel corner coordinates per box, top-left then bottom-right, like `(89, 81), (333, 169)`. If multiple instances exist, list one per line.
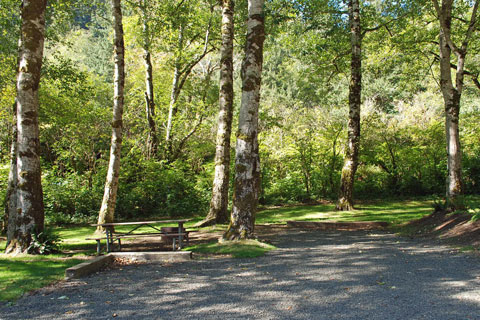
(224, 0), (265, 240)
(197, 0), (235, 228)
(97, 0), (125, 232)
(4, 101), (17, 239)
(141, 0), (158, 159)
(337, 0), (361, 211)
(6, 0), (47, 254)
(165, 26), (184, 156)
(432, 0), (479, 209)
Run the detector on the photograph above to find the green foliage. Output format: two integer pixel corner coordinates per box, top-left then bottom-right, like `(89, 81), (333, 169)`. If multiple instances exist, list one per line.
(116, 158), (210, 219)
(27, 228), (62, 255)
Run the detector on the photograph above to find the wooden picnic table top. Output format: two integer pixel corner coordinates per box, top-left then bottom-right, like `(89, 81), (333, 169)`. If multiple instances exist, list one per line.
(90, 219), (190, 227)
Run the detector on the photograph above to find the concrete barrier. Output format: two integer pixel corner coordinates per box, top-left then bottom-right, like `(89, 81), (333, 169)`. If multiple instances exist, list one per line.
(65, 255), (114, 280)
(65, 251), (192, 280)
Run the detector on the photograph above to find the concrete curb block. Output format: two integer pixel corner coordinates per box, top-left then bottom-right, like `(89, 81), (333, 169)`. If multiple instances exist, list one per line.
(65, 255), (114, 280)
(287, 221), (390, 230)
(65, 251), (192, 280)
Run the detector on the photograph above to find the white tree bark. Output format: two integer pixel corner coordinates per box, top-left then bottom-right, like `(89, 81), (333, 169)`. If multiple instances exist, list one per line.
(224, 0), (265, 240)
(6, 0), (47, 254)
(97, 0), (125, 231)
(197, 0), (235, 227)
(432, 0), (479, 209)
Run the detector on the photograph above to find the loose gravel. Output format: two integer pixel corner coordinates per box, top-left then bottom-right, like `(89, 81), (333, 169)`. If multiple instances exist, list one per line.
(1, 230), (479, 320)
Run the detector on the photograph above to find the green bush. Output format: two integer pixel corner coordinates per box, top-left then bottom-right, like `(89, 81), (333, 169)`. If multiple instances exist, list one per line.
(27, 227), (62, 255)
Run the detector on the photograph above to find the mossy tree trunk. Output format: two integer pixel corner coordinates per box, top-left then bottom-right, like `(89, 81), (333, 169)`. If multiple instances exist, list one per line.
(197, 0), (235, 228)
(224, 0), (265, 240)
(432, 0), (479, 210)
(97, 0), (125, 232)
(6, 0), (47, 254)
(337, 0), (361, 211)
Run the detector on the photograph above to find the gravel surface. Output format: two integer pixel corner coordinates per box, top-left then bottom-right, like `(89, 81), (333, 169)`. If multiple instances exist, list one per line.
(1, 230), (480, 320)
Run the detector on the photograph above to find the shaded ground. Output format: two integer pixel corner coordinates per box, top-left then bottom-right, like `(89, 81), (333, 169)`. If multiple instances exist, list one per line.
(1, 229), (479, 319)
(404, 210), (480, 249)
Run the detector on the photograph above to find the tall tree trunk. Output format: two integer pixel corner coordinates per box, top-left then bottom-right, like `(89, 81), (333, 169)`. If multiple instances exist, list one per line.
(4, 101), (17, 238)
(165, 26), (183, 156)
(97, 0), (125, 232)
(432, 0), (479, 209)
(6, 0), (47, 254)
(224, 0), (265, 240)
(141, 0), (157, 159)
(337, 0), (361, 211)
(197, 0), (235, 228)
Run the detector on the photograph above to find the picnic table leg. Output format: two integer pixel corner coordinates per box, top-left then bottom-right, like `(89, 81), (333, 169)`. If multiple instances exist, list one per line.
(96, 240), (101, 255)
(106, 228), (112, 253)
(178, 222), (184, 249)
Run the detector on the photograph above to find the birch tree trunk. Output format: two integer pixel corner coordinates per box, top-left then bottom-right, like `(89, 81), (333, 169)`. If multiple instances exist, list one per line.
(432, 0), (479, 209)
(97, 0), (125, 231)
(4, 101), (17, 243)
(197, 0), (235, 227)
(337, 0), (361, 211)
(141, 0), (157, 159)
(165, 26), (183, 156)
(5, 0), (47, 254)
(224, 0), (265, 240)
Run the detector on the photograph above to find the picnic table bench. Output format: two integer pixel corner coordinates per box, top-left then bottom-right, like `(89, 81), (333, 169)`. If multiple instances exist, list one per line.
(87, 220), (191, 254)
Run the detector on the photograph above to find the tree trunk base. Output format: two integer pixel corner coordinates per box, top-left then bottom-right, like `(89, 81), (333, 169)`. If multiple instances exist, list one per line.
(223, 224), (255, 240)
(194, 218), (217, 228)
(336, 198), (354, 211)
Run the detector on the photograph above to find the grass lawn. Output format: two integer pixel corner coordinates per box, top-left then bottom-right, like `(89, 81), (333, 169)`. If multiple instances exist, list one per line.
(0, 255), (84, 302)
(0, 197), (451, 302)
(256, 199), (435, 225)
(184, 239), (276, 258)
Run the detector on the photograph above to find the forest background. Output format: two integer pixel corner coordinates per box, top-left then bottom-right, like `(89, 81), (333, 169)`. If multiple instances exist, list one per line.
(1, 0), (480, 228)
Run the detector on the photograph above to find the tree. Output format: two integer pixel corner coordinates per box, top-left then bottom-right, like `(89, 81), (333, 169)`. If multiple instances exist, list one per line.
(5, 0), (47, 254)
(432, 0), (479, 209)
(197, 0), (235, 227)
(163, 0), (217, 160)
(96, 0), (126, 231)
(337, 0), (361, 211)
(224, 0), (265, 240)
(140, 0), (158, 158)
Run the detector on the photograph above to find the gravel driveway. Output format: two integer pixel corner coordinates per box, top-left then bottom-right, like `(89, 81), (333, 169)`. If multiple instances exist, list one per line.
(1, 230), (479, 320)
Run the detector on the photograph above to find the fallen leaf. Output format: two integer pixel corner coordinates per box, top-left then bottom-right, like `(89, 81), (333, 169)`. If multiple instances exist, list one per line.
(106, 301), (112, 304)
(65, 311), (73, 314)
(112, 313), (118, 317)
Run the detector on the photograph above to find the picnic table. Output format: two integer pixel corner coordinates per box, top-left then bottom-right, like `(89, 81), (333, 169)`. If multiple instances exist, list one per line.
(88, 219), (190, 254)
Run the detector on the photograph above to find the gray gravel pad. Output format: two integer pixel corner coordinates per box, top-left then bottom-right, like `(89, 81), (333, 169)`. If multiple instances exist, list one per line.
(1, 230), (479, 320)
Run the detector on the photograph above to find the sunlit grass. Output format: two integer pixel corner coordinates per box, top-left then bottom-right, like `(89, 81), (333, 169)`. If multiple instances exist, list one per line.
(256, 199), (434, 226)
(184, 239), (276, 258)
(0, 255), (84, 301)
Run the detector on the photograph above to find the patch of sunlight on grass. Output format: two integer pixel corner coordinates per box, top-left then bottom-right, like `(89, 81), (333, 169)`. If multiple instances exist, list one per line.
(184, 239), (276, 258)
(0, 255), (84, 301)
(256, 199), (435, 226)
